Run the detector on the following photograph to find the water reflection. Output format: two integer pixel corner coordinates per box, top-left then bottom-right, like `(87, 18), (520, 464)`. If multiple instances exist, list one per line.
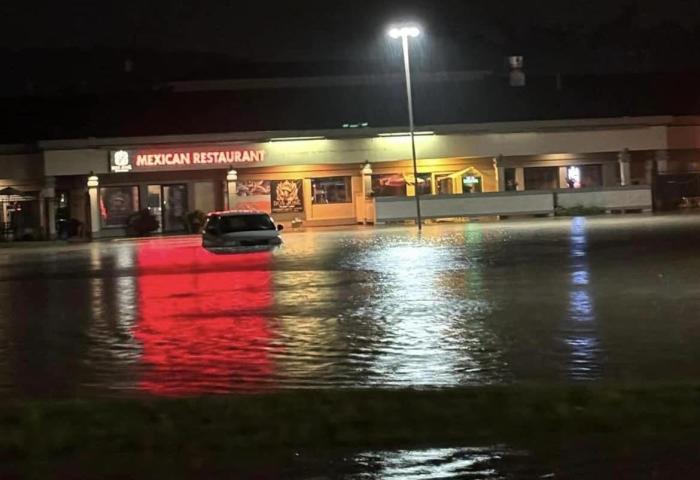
(364, 242), (462, 386)
(271, 268), (356, 385)
(348, 446), (542, 479)
(85, 245), (142, 392)
(134, 242), (275, 395)
(347, 227), (502, 386)
(564, 217), (602, 380)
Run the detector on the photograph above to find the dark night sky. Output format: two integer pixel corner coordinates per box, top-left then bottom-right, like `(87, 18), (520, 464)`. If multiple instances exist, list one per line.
(2, 0), (700, 140)
(1, 0), (700, 97)
(2, 0), (699, 61)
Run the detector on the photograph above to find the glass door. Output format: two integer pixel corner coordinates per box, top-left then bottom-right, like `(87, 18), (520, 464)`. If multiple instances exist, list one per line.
(147, 185), (163, 233)
(162, 184), (188, 232)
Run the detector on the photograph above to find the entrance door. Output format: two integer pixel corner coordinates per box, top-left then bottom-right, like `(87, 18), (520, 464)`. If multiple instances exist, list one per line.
(147, 185), (163, 232)
(162, 184), (188, 232)
(147, 184), (188, 233)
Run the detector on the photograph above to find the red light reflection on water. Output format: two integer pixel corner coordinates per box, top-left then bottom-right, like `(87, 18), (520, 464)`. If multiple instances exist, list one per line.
(134, 239), (275, 395)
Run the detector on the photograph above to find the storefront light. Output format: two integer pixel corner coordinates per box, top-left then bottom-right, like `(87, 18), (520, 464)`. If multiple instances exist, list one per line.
(377, 131), (434, 137)
(268, 136), (326, 142)
(87, 173), (99, 188)
(226, 169), (238, 182)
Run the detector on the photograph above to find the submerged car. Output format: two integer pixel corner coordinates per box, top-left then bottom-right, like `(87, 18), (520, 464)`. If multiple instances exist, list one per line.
(202, 210), (283, 252)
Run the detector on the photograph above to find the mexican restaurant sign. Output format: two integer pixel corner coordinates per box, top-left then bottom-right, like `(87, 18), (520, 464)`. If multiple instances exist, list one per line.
(109, 146), (266, 173)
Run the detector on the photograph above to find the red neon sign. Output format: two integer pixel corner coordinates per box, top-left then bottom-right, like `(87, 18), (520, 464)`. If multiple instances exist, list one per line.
(111, 146), (266, 173)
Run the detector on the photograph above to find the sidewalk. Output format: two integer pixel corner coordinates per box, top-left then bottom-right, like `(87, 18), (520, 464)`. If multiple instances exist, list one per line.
(0, 238), (89, 250)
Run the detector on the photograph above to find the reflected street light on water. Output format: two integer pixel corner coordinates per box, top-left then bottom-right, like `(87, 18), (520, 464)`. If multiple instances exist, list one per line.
(387, 23), (423, 231)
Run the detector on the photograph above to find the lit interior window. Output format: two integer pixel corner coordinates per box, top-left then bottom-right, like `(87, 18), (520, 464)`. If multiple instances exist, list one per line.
(566, 166), (581, 188)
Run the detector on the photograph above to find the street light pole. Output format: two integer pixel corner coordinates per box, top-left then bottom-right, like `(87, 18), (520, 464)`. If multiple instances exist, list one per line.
(389, 25), (422, 231)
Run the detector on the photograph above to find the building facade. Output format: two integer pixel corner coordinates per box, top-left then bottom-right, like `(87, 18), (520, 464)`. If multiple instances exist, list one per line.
(2, 115), (700, 239)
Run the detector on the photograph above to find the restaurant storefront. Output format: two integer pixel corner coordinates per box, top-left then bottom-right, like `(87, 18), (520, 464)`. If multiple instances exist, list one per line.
(24, 115), (698, 238)
(92, 145), (502, 236)
(44, 150), (509, 237)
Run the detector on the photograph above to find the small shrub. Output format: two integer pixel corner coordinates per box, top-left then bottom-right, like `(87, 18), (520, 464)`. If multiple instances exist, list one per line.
(126, 209), (159, 236)
(182, 210), (207, 233)
(555, 205), (607, 217)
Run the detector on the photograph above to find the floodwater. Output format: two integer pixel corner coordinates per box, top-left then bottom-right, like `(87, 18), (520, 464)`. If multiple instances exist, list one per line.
(2, 214), (700, 396)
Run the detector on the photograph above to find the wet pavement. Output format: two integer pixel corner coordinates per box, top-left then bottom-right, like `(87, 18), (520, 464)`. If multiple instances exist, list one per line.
(2, 214), (700, 396)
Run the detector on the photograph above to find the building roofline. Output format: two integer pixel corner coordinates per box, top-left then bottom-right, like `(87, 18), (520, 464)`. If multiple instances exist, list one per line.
(0, 143), (40, 154)
(165, 70), (494, 92)
(36, 115), (690, 151)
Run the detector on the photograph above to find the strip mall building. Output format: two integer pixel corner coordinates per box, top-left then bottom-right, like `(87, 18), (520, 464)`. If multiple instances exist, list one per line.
(2, 114), (700, 238)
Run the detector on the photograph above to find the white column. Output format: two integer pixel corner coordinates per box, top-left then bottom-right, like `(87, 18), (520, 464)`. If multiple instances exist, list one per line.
(361, 162), (373, 224)
(558, 166), (569, 188)
(618, 149), (631, 186)
(226, 169), (237, 210)
(494, 155), (505, 192)
(515, 167), (525, 191)
(87, 174), (100, 238)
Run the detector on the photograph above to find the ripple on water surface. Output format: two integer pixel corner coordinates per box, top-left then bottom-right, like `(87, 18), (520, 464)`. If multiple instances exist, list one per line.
(3, 217), (700, 395)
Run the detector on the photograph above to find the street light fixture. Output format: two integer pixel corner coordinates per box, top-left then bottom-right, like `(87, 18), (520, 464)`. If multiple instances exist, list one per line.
(387, 23), (423, 230)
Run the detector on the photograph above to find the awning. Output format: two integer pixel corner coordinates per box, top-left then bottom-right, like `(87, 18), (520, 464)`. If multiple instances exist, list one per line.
(0, 187), (35, 202)
(435, 166), (484, 182)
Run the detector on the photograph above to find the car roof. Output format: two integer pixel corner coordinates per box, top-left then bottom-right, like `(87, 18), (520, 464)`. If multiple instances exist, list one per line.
(207, 210), (270, 217)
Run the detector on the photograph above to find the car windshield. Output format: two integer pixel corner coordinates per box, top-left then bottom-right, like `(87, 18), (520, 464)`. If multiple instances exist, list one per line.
(218, 214), (275, 233)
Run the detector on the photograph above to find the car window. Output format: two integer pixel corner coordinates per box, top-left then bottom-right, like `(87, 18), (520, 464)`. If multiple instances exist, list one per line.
(220, 214), (275, 233)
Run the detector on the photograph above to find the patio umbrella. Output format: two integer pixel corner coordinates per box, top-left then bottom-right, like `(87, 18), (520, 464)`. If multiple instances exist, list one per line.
(0, 187), (35, 202)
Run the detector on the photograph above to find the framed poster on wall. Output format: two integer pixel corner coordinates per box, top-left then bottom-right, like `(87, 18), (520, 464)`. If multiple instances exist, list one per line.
(371, 174), (406, 197)
(271, 179), (304, 213)
(235, 180), (271, 213)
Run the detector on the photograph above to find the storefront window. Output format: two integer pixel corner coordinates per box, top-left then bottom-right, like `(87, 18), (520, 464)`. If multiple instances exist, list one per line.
(416, 173), (432, 195)
(462, 175), (483, 193)
(436, 175), (454, 195)
(100, 186), (139, 227)
(580, 165), (603, 188)
(566, 166), (581, 188)
(371, 174), (406, 197)
(524, 167), (558, 190)
(311, 176), (352, 204)
(504, 168), (517, 191)
(565, 165), (603, 189)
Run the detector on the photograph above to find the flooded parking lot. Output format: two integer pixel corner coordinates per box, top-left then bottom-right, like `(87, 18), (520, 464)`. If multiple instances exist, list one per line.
(2, 214), (700, 396)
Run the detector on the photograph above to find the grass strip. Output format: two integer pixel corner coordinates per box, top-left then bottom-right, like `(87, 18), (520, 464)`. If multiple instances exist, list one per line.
(2, 385), (700, 475)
